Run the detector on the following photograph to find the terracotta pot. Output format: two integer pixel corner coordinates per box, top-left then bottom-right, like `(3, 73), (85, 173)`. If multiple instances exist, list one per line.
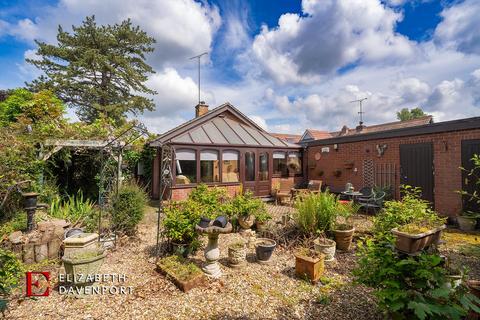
(457, 216), (477, 231)
(295, 250), (325, 283)
(333, 226), (355, 251)
(313, 238), (336, 262)
(391, 225), (446, 254)
(238, 215), (255, 229)
(255, 220), (267, 231)
(255, 238), (276, 263)
(228, 244), (247, 267)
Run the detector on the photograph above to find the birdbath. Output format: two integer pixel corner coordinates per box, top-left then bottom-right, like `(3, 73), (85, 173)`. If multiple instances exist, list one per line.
(195, 222), (232, 278)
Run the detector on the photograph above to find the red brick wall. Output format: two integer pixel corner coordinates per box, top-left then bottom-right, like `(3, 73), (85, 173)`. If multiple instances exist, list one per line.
(307, 128), (480, 217)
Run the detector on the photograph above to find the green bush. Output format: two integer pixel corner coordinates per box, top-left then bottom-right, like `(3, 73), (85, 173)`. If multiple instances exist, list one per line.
(111, 184), (147, 235)
(354, 236), (480, 319)
(374, 185), (445, 235)
(294, 191), (341, 235)
(0, 249), (25, 295)
(163, 199), (204, 244)
(49, 191), (97, 228)
(0, 213), (27, 237)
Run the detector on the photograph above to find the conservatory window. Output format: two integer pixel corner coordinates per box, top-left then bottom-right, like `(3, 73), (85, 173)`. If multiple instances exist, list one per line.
(222, 150), (239, 183)
(175, 149), (196, 184)
(288, 152), (302, 175)
(273, 151), (288, 177)
(245, 151), (255, 181)
(200, 150), (220, 183)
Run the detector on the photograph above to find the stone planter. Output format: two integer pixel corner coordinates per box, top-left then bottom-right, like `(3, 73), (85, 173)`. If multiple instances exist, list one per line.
(255, 238), (276, 264)
(62, 251), (106, 285)
(391, 225), (446, 254)
(457, 216), (477, 231)
(333, 225), (355, 251)
(238, 215), (255, 230)
(157, 262), (206, 293)
(295, 250), (325, 283)
(313, 237), (336, 263)
(228, 242), (247, 268)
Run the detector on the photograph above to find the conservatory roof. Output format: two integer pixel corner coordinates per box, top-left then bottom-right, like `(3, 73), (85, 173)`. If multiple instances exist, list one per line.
(149, 102), (300, 148)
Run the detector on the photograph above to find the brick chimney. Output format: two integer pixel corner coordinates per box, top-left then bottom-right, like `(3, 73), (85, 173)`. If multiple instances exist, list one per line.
(195, 101), (209, 117)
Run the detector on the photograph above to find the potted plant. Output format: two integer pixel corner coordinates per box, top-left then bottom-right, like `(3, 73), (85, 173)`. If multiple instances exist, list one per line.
(254, 206), (271, 231)
(392, 222), (446, 254)
(294, 247), (325, 283)
(332, 201), (358, 251)
(156, 255), (206, 292)
(457, 211), (479, 231)
(227, 241), (247, 268)
(313, 233), (336, 264)
(62, 249), (106, 285)
(255, 238), (276, 264)
(232, 191), (263, 230)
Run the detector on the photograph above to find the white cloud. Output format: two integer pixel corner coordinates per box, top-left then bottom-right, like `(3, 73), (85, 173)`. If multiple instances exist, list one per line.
(252, 0), (415, 84)
(434, 0), (480, 54)
(3, 0), (221, 68)
(249, 115), (268, 131)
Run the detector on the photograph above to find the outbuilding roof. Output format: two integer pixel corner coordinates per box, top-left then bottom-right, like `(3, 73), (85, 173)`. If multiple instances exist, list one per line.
(149, 102), (300, 148)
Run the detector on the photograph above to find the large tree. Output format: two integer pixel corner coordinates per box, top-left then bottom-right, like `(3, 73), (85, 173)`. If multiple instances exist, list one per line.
(27, 15), (157, 124)
(396, 107), (426, 121)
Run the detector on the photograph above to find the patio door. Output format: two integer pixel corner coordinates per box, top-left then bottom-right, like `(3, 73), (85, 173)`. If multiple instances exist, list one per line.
(256, 150), (271, 196)
(461, 139), (480, 213)
(400, 143), (434, 204)
(243, 150), (256, 194)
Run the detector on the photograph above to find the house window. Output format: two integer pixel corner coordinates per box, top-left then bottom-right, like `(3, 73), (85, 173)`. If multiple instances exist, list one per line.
(245, 151), (255, 181)
(200, 150), (220, 183)
(176, 149), (196, 184)
(273, 151), (288, 177)
(222, 150), (239, 183)
(259, 152), (269, 181)
(288, 151), (302, 175)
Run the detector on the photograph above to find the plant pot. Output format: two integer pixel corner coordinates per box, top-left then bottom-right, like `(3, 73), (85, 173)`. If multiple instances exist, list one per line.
(313, 238), (336, 262)
(171, 241), (191, 257)
(238, 215), (255, 229)
(228, 243), (247, 267)
(391, 225), (446, 254)
(62, 251), (106, 285)
(295, 250), (325, 283)
(457, 216), (477, 231)
(255, 238), (276, 263)
(22, 192), (39, 209)
(333, 226), (355, 251)
(255, 220), (267, 232)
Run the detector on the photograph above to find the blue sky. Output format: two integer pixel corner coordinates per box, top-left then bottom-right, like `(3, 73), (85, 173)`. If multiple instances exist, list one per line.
(1, 0), (479, 134)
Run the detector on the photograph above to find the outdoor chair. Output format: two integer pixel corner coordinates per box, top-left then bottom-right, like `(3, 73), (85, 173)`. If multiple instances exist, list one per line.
(355, 186), (373, 202)
(275, 179), (294, 205)
(358, 191), (386, 215)
(307, 180), (322, 194)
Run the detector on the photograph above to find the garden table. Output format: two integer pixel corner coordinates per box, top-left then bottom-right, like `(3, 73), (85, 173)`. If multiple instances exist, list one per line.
(341, 191), (363, 201)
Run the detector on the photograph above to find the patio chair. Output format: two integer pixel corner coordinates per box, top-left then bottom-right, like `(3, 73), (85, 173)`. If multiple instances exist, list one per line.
(307, 180), (322, 194)
(358, 191), (386, 215)
(355, 186), (373, 202)
(275, 179), (294, 205)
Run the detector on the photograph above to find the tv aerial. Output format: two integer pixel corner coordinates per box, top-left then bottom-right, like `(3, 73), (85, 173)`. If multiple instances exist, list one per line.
(350, 97), (368, 125)
(190, 52), (208, 104)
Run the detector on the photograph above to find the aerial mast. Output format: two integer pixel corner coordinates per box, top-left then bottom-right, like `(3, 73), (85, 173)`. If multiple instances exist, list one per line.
(350, 97), (368, 126)
(189, 52), (208, 104)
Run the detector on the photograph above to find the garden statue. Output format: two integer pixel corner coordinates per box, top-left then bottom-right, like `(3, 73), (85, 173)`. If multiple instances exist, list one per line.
(195, 219), (232, 278)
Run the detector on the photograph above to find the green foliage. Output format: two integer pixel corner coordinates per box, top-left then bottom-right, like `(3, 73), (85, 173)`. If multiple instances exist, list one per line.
(157, 255), (202, 281)
(374, 186), (445, 235)
(49, 191), (96, 226)
(294, 191), (342, 235)
(188, 184), (230, 219)
(458, 154), (480, 209)
(354, 237), (480, 319)
(396, 107), (427, 121)
(0, 213), (27, 237)
(0, 249), (25, 295)
(27, 15), (156, 124)
(229, 189), (266, 219)
(110, 184), (147, 235)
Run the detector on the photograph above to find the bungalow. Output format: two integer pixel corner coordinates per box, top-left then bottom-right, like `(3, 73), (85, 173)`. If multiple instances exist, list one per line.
(149, 102), (304, 200)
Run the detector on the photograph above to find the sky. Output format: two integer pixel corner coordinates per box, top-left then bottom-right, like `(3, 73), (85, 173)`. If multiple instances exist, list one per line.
(0, 0), (479, 134)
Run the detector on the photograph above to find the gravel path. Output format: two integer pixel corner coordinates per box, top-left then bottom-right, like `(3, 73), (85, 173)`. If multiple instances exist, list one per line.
(5, 204), (382, 320)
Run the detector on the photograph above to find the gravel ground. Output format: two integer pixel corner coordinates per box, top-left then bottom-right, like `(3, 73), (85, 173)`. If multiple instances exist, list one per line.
(2, 204), (382, 320)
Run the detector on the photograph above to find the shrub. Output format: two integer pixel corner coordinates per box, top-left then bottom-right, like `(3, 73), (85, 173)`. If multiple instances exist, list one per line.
(163, 199), (204, 244)
(354, 237), (480, 319)
(0, 213), (27, 237)
(49, 191), (97, 228)
(294, 191), (340, 235)
(111, 184), (147, 235)
(373, 185), (445, 235)
(0, 249), (25, 296)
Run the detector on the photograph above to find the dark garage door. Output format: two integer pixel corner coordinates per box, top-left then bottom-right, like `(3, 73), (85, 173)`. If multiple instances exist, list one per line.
(400, 143), (434, 203)
(461, 139), (480, 213)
